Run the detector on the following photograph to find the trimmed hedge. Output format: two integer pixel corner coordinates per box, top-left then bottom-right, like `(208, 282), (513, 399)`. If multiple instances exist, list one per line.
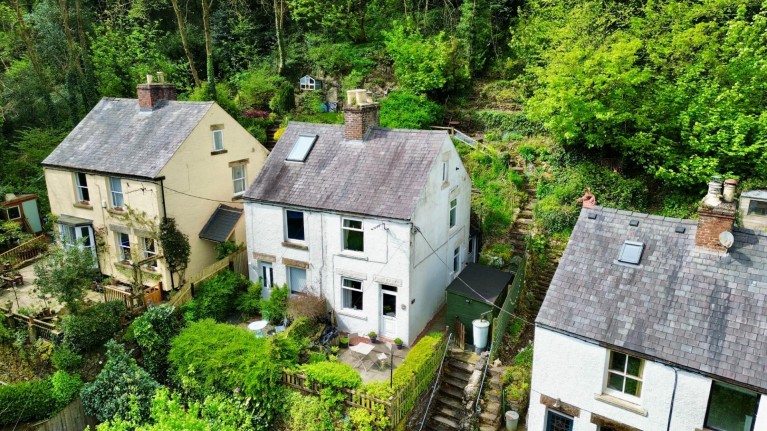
(301, 361), (361, 390)
(0, 378), (57, 426)
(62, 300), (126, 353)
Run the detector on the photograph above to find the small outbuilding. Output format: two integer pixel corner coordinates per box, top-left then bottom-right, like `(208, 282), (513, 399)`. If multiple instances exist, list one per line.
(0, 193), (43, 234)
(299, 75), (322, 91)
(446, 263), (513, 345)
(741, 190), (767, 231)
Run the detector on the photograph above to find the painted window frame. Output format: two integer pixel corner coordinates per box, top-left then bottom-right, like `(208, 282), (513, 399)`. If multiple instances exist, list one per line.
(453, 246), (461, 273)
(284, 209), (306, 242)
(703, 381), (759, 431)
(449, 198), (458, 228)
(75, 172), (90, 203)
(117, 232), (132, 262)
(141, 237), (157, 268)
(442, 161), (449, 182)
(259, 262), (274, 289)
(109, 177), (124, 208)
(232, 165), (247, 196)
(6, 205), (21, 220)
(287, 266), (307, 294)
(604, 350), (644, 401)
(342, 218), (364, 252)
(545, 410), (574, 431)
(212, 129), (224, 151)
(341, 277), (363, 311)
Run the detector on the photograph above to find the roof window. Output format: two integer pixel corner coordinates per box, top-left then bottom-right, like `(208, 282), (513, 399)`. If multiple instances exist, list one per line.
(618, 241), (644, 265)
(286, 134), (318, 162)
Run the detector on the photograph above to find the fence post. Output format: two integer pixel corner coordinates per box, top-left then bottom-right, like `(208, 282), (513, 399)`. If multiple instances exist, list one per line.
(28, 316), (37, 343)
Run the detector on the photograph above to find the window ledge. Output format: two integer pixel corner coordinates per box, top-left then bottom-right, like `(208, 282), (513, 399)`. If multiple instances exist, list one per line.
(107, 208), (126, 215)
(282, 241), (308, 251)
(594, 394), (647, 417)
(73, 202), (93, 210)
(211, 149), (228, 155)
(337, 309), (367, 320)
(339, 251), (368, 261)
(441, 181), (450, 190)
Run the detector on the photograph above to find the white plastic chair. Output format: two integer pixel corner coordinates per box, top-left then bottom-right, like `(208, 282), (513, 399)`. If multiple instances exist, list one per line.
(375, 342), (393, 370)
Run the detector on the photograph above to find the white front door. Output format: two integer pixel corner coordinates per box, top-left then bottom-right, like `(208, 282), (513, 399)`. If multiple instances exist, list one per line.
(259, 262), (273, 289)
(380, 285), (397, 339)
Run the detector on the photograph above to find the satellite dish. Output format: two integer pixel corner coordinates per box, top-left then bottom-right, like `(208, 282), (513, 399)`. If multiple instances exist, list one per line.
(719, 231), (735, 249)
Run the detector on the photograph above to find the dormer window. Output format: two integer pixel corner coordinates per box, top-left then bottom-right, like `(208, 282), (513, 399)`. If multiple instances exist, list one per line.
(286, 135), (318, 162)
(618, 241), (644, 265)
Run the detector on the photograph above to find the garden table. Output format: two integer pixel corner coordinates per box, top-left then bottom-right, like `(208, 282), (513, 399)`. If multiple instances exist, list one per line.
(248, 320), (268, 337)
(349, 342), (375, 371)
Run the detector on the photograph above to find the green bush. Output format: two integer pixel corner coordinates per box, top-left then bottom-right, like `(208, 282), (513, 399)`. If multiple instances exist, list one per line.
(297, 91), (326, 115)
(52, 344), (83, 372)
(347, 405), (389, 431)
(62, 300), (126, 353)
(302, 362), (361, 390)
(379, 91), (442, 129)
(474, 110), (543, 136)
(286, 316), (316, 341)
(236, 279), (263, 316)
(0, 378), (57, 426)
(51, 370), (83, 408)
(130, 304), (181, 382)
(269, 82), (295, 115)
(533, 194), (579, 235)
(182, 270), (249, 322)
(284, 391), (336, 431)
(261, 284), (289, 324)
(0, 319), (12, 344)
(81, 340), (161, 423)
(168, 320), (297, 430)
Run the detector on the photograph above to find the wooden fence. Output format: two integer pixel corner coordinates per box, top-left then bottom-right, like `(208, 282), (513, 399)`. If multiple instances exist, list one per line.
(281, 327), (451, 429)
(169, 249), (248, 307)
(454, 316), (465, 350)
(2, 310), (61, 342)
(0, 235), (48, 268)
(489, 254), (526, 361)
(101, 280), (162, 314)
(30, 398), (96, 431)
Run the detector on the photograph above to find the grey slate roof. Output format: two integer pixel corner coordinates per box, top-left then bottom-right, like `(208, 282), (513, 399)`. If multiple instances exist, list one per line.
(537, 206), (767, 391)
(43, 98), (213, 178)
(243, 122), (449, 220)
(199, 205), (243, 242)
(446, 263), (513, 303)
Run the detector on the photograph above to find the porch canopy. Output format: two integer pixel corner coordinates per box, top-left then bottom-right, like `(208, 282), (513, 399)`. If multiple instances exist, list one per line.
(199, 204), (242, 243)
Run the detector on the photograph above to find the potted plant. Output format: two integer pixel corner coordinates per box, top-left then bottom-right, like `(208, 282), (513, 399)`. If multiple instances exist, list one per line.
(394, 338), (404, 349)
(368, 331), (378, 343)
(340, 337), (349, 348)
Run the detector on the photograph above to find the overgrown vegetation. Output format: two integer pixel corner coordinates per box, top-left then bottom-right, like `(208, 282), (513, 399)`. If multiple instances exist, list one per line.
(130, 304), (181, 383)
(62, 301), (126, 353)
(181, 270), (250, 322)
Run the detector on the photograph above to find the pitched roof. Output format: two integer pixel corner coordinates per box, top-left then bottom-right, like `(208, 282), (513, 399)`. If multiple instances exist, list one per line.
(244, 122), (449, 220)
(446, 263), (513, 303)
(537, 206), (767, 391)
(199, 205), (243, 243)
(42, 98), (213, 178)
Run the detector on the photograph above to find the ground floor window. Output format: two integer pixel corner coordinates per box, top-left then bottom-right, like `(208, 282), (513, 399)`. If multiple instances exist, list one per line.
(545, 410), (573, 431)
(117, 232), (131, 262)
(705, 381), (759, 431)
(342, 277), (363, 310)
(288, 266), (307, 294)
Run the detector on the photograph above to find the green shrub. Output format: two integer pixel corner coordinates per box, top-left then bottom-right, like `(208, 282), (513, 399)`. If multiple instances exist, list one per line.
(297, 91), (326, 115)
(81, 340), (161, 423)
(379, 91), (442, 129)
(0, 378), (57, 425)
(347, 405), (389, 431)
(0, 319), (12, 344)
(168, 320), (296, 429)
(62, 300), (126, 353)
(182, 270), (249, 322)
(284, 391), (336, 431)
(474, 110), (543, 136)
(269, 82), (295, 115)
(302, 362), (361, 390)
(215, 241), (244, 260)
(236, 279), (263, 316)
(533, 194), (579, 234)
(51, 370), (83, 408)
(130, 304), (181, 382)
(286, 316), (317, 341)
(513, 345), (534, 368)
(52, 344), (83, 372)
(261, 284), (289, 324)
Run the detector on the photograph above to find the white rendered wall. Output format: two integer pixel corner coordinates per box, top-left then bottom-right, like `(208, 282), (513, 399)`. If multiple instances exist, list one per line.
(528, 327), (767, 431)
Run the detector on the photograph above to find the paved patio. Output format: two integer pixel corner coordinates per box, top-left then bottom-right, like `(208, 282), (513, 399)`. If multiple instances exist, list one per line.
(0, 264), (104, 315)
(338, 337), (410, 383)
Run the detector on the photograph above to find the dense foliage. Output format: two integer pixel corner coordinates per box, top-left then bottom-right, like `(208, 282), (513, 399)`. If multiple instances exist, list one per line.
(62, 301), (126, 353)
(181, 270), (250, 322)
(130, 304), (181, 382)
(51, 344), (83, 372)
(0, 378), (57, 425)
(81, 340), (161, 423)
(33, 243), (97, 314)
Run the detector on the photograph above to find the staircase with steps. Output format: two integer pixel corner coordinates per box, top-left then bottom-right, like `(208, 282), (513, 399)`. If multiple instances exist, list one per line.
(423, 350), (480, 431)
(476, 365), (506, 431)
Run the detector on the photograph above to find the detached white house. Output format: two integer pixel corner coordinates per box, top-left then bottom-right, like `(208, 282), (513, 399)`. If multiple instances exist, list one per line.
(529, 180), (767, 431)
(243, 90), (471, 344)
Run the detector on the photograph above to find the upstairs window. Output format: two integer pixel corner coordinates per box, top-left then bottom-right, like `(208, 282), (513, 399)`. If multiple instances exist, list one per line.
(75, 172), (90, 202)
(212, 129), (224, 151)
(117, 232), (131, 262)
(342, 218), (364, 252)
(286, 135), (318, 162)
(109, 177), (124, 208)
(232, 165), (247, 196)
(342, 277), (363, 310)
(605, 351), (643, 399)
(704, 381), (759, 431)
(285, 210), (305, 241)
(618, 241), (644, 265)
(449, 198), (457, 228)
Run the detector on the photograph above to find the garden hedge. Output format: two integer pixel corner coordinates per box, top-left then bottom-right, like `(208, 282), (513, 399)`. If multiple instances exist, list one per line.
(62, 300), (126, 353)
(0, 378), (58, 425)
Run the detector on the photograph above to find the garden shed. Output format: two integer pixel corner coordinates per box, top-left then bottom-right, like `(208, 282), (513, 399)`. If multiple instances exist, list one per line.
(299, 75), (322, 91)
(0, 193), (43, 234)
(446, 263), (513, 345)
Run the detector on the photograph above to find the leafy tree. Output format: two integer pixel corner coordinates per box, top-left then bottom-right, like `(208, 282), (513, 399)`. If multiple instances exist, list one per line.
(380, 91), (442, 129)
(34, 242), (97, 314)
(81, 340), (161, 423)
(159, 218), (190, 289)
(130, 304), (181, 383)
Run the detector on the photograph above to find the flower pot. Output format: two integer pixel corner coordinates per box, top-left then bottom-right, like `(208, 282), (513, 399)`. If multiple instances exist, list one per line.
(396, 343), (403, 350)
(370, 337), (377, 344)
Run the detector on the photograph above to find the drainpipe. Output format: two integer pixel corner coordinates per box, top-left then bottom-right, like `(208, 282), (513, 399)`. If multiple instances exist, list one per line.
(154, 176), (172, 290)
(666, 367), (679, 431)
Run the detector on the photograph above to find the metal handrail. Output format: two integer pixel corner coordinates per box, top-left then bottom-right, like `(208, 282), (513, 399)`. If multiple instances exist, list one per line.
(472, 343), (492, 425)
(418, 333), (453, 431)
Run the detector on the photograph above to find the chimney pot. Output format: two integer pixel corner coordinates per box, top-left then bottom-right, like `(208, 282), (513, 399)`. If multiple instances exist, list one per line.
(343, 89), (379, 141)
(723, 179), (738, 203)
(696, 179), (736, 251)
(146, 74), (154, 84)
(156, 72), (165, 84)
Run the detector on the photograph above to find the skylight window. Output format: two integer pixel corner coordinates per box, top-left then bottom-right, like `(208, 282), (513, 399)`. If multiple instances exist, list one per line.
(286, 134), (318, 162)
(618, 241), (645, 265)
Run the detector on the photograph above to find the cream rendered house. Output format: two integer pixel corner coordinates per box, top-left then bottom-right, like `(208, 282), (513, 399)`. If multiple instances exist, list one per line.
(42, 78), (269, 292)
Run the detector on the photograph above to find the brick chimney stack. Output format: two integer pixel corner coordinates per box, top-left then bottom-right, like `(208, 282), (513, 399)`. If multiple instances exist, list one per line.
(137, 73), (177, 111)
(695, 178), (737, 252)
(344, 89), (379, 141)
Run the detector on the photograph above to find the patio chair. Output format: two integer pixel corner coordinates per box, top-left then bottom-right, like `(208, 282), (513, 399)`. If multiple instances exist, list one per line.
(347, 332), (358, 346)
(274, 325), (286, 334)
(375, 342), (393, 371)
